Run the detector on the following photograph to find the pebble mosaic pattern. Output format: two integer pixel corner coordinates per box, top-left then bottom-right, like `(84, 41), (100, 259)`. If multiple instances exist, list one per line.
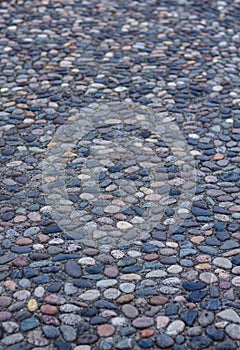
(0, 0), (240, 349)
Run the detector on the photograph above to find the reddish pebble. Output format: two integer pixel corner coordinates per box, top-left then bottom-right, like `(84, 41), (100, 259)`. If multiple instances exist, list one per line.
(28, 212), (41, 222)
(219, 281), (231, 289)
(144, 253), (158, 261)
(12, 256), (29, 267)
(187, 303), (197, 309)
(141, 329), (155, 338)
(44, 294), (65, 305)
(40, 315), (60, 325)
(0, 296), (12, 307)
(97, 324), (115, 337)
(132, 317), (154, 329)
(149, 296), (169, 305)
(38, 234), (50, 243)
(0, 311), (12, 321)
(104, 266), (119, 278)
(16, 238), (33, 245)
(40, 305), (58, 315)
(213, 153), (225, 160)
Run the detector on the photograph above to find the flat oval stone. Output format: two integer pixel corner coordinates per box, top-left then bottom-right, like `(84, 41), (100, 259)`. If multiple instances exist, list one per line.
(40, 306), (59, 319)
(96, 279), (118, 288)
(97, 324), (115, 337)
(122, 304), (139, 319)
(0, 312), (12, 322)
(166, 320), (185, 336)
(213, 257), (232, 269)
(79, 290), (100, 301)
(27, 299), (38, 312)
(104, 266), (119, 278)
(26, 330), (50, 346)
(156, 316), (170, 329)
(156, 334), (174, 348)
(65, 261), (82, 277)
(77, 334), (99, 345)
(199, 272), (218, 284)
(225, 324), (240, 340)
(217, 309), (240, 324)
(44, 295), (65, 305)
(132, 317), (154, 329)
(150, 296), (169, 305)
(0, 296), (12, 307)
(103, 288), (121, 300)
(232, 276), (240, 287)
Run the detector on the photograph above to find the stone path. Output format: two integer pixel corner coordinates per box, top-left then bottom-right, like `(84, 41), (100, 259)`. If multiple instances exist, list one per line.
(0, 0), (240, 349)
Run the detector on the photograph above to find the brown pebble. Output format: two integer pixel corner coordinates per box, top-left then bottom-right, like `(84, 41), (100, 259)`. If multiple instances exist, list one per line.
(122, 304), (139, 319)
(150, 295), (169, 305)
(38, 234), (50, 243)
(117, 294), (135, 304)
(141, 329), (155, 338)
(40, 315), (60, 325)
(12, 256), (29, 267)
(4, 280), (16, 291)
(97, 324), (115, 337)
(196, 255), (211, 263)
(44, 294), (65, 305)
(195, 263), (212, 270)
(104, 266), (119, 278)
(132, 316), (154, 329)
(187, 303), (197, 309)
(40, 305), (59, 315)
(144, 253), (158, 261)
(0, 296), (12, 307)
(16, 238), (33, 245)
(0, 311), (12, 321)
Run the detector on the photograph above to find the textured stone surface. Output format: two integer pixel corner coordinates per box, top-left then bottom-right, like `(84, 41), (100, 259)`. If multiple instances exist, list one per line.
(0, 0), (239, 348)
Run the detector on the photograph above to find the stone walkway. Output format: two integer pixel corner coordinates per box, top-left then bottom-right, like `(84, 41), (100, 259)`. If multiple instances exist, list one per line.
(0, 0), (240, 349)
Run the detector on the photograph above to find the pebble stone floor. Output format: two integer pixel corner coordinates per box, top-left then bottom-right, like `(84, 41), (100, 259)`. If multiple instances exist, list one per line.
(0, 0), (240, 349)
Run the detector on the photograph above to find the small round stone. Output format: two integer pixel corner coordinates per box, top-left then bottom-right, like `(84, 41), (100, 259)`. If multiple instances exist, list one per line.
(97, 324), (115, 337)
(27, 299), (38, 312)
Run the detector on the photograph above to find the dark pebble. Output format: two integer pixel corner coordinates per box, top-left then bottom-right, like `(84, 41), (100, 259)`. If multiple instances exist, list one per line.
(187, 336), (212, 350)
(65, 261), (82, 277)
(182, 282), (207, 291)
(53, 341), (71, 350)
(165, 303), (179, 316)
(187, 291), (208, 303)
(156, 334), (174, 348)
(181, 309), (198, 326)
(201, 298), (222, 311)
(77, 334), (99, 345)
(205, 326), (224, 341)
(138, 338), (154, 348)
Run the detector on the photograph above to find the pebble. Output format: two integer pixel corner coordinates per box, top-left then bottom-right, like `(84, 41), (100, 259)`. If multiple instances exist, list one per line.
(79, 290), (100, 301)
(122, 304), (139, 319)
(217, 309), (240, 324)
(166, 320), (185, 336)
(156, 334), (174, 348)
(132, 317), (154, 329)
(27, 299), (38, 312)
(198, 311), (215, 327)
(65, 261), (82, 277)
(156, 316), (170, 329)
(225, 324), (240, 340)
(213, 258), (232, 269)
(97, 324), (115, 337)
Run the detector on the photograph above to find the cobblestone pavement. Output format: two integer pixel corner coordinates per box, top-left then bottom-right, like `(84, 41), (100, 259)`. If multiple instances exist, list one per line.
(0, 0), (240, 349)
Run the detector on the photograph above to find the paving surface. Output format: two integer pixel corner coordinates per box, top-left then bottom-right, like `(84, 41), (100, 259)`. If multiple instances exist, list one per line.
(0, 0), (240, 349)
